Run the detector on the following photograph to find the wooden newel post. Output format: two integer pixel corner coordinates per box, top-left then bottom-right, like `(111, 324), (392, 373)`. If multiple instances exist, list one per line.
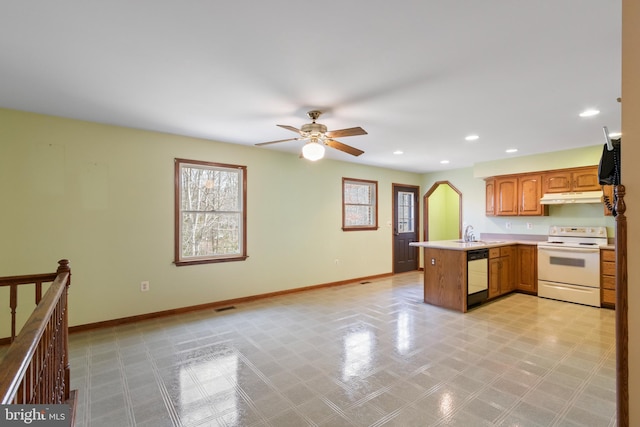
(56, 259), (72, 402)
(614, 185), (628, 427)
(57, 259), (70, 276)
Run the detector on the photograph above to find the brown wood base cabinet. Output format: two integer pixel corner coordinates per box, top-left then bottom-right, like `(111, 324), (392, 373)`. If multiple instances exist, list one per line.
(423, 248), (467, 312)
(488, 246), (515, 299)
(516, 244), (538, 294)
(601, 248), (616, 308)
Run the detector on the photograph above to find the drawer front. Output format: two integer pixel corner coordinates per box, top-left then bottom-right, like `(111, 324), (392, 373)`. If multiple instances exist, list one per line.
(602, 261), (616, 277)
(489, 248), (501, 259)
(602, 289), (616, 305)
(602, 275), (615, 290)
(601, 249), (615, 262)
(500, 246), (515, 257)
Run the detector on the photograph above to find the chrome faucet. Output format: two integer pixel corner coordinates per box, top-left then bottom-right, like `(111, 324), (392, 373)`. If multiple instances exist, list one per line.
(463, 225), (475, 242)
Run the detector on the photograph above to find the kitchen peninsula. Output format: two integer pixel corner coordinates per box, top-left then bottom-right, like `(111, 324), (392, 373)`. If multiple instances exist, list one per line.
(410, 239), (539, 312)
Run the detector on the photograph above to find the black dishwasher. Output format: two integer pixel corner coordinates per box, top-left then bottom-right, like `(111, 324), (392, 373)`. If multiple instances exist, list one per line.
(467, 249), (489, 308)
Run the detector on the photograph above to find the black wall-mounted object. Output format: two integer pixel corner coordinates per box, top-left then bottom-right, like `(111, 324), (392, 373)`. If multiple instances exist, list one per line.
(599, 126), (621, 216)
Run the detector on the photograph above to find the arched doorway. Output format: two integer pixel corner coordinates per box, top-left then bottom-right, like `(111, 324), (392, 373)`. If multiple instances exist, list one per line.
(423, 181), (462, 242)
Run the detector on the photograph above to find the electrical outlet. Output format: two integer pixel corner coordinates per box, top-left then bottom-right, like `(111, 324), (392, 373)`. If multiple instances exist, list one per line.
(505, 221), (512, 230)
(140, 281), (150, 292)
(431, 258), (436, 265)
(527, 222), (533, 230)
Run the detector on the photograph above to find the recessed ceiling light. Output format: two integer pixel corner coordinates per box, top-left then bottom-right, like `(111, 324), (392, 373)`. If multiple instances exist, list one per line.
(505, 148), (518, 153)
(465, 135), (479, 141)
(440, 160), (450, 164)
(608, 132), (621, 138)
(579, 109), (600, 117)
(393, 150), (403, 155)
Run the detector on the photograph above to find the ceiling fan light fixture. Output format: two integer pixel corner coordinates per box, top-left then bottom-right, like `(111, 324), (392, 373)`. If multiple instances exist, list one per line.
(302, 141), (325, 161)
(256, 110), (366, 157)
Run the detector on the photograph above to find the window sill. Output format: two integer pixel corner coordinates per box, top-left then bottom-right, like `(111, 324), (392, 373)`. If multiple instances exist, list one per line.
(174, 256), (249, 266)
(342, 227), (379, 232)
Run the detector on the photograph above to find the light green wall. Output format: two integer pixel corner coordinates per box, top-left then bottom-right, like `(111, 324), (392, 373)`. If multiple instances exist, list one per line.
(474, 145), (604, 178)
(445, 186), (461, 239)
(0, 109), (421, 330)
(427, 184), (459, 241)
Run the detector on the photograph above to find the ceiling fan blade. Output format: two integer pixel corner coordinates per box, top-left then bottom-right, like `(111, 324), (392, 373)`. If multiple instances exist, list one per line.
(255, 137), (301, 146)
(277, 124), (302, 134)
(325, 139), (364, 156)
(325, 127), (368, 139)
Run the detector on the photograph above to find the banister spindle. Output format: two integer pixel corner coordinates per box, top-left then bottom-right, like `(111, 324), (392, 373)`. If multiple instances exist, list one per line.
(10, 284), (17, 342)
(35, 281), (42, 305)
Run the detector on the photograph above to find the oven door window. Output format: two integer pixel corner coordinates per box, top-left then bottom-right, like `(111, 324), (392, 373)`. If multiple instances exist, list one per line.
(549, 256), (585, 268)
(537, 247), (600, 288)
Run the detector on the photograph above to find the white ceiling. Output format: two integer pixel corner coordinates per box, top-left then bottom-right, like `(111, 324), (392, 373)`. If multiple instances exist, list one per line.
(0, 1), (621, 173)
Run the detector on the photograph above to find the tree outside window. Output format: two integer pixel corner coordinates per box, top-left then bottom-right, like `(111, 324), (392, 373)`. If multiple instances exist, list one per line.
(342, 178), (378, 231)
(175, 158), (247, 265)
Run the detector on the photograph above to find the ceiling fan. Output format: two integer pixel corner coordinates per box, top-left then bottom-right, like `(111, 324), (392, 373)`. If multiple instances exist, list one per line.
(255, 110), (367, 160)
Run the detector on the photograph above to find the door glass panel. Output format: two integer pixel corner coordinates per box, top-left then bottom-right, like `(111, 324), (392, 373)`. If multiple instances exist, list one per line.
(397, 191), (415, 233)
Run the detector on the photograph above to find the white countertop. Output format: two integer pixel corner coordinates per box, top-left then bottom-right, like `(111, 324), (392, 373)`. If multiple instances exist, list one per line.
(410, 239), (539, 251)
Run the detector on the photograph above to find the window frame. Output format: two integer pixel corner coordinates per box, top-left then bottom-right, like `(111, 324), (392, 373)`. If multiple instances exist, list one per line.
(174, 158), (247, 266)
(342, 177), (379, 231)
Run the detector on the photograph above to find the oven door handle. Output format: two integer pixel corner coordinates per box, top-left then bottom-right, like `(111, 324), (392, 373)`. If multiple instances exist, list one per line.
(538, 246), (601, 254)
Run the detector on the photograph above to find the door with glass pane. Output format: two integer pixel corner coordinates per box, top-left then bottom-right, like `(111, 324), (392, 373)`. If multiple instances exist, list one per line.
(393, 185), (419, 273)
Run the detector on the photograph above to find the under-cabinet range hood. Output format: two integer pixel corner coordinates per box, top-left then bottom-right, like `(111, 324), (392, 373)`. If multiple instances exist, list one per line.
(539, 190), (603, 205)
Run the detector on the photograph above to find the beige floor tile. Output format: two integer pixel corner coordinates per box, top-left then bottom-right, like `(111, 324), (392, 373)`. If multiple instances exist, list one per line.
(67, 272), (617, 427)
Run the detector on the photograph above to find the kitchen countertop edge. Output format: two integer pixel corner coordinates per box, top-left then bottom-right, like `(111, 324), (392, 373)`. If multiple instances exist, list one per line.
(409, 239), (540, 251)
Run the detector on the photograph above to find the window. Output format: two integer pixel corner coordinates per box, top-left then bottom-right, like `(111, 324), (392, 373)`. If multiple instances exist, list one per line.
(396, 191), (415, 233)
(175, 158), (247, 265)
(342, 178), (378, 231)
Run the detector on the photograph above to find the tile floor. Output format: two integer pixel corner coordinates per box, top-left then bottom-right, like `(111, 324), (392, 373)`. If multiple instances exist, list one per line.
(67, 272), (617, 426)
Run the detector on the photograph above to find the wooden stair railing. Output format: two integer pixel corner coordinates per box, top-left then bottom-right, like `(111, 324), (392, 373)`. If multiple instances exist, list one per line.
(0, 259), (76, 424)
(0, 266), (62, 344)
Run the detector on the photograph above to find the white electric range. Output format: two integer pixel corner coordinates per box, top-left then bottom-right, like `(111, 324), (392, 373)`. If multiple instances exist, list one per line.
(537, 226), (608, 307)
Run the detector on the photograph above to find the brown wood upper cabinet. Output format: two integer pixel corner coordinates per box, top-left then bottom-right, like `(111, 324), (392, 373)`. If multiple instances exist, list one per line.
(486, 174), (547, 216)
(485, 179), (496, 215)
(542, 166), (600, 194)
(495, 176), (518, 216)
(518, 174), (546, 216)
(486, 165), (600, 217)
